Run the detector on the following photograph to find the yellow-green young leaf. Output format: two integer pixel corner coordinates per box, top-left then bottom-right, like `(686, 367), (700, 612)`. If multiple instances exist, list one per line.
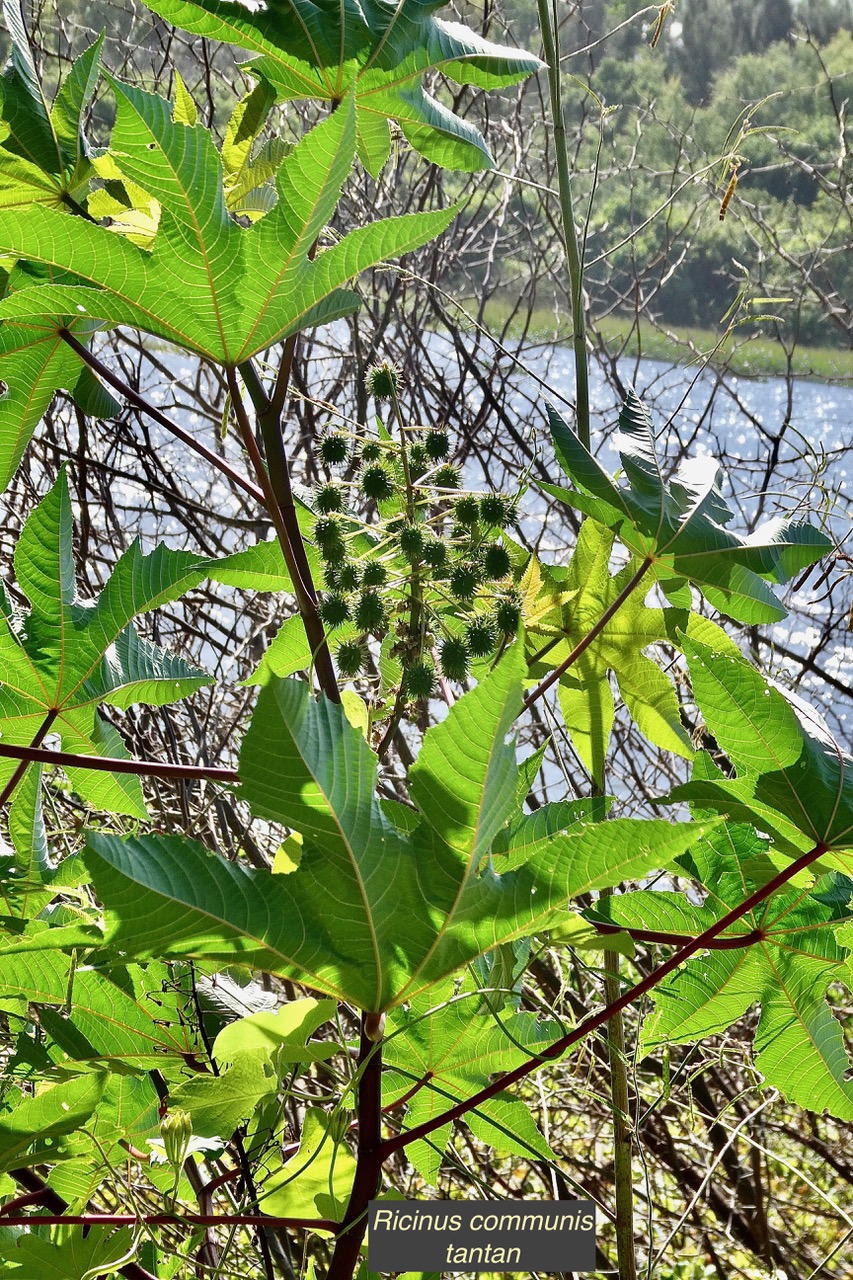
(168, 1054), (276, 1139)
(526, 523), (739, 783)
(0, 4), (102, 210)
(213, 997), (338, 1068)
(543, 390), (831, 624)
(171, 70), (198, 125)
(260, 1108), (355, 1223)
(139, 0), (543, 175)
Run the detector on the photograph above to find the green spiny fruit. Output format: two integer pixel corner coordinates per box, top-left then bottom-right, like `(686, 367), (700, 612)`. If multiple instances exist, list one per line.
(403, 659), (435, 698)
(433, 463), (461, 490)
(440, 636), (469, 681)
(453, 495), (480, 525)
(483, 543), (511, 579)
(449, 561), (481, 601)
(323, 562), (343, 590)
(354, 591), (387, 633)
(479, 494), (514, 527)
(495, 597), (521, 634)
(314, 516), (345, 561)
(422, 538), (447, 570)
(319, 433), (349, 465)
(409, 443), (430, 476)
(365, 360), (401, 401)
(337, 639), (367, 678)
(466, 617), (498, 658)
(337, 562), (362, 592)
(361, 464), (396, 502)
(315, 484), (343, 514)
(424, 428), (450, 460)
(320, 593), (351, 628)
(360, 440), (383, 463)
(362, 561), (388, 588)
(398, 522), (424, 559)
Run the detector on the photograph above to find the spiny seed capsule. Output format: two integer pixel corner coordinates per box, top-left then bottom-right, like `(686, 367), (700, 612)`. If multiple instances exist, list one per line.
(319, 433), (349, 465)
(422, 539), (447, 570)
(440, 636), (469, 681)
(354, 591), (387, 633)
(315, 484), (343, 514)
(483, 543), (511, 579)
(337, 562), (361, 592)
(361, 561), (388, 588)
(424, 428), (450, 460)
(403, 659), (435, 698)
(361, 464), (396, 502)
(360, 440), (383, 463)
(320, 593), (351, 628)
(466, 618), (498, 657)
(433, 463), (461, 490)
(453, 495), (480, 525)
(479, 494), (513, 527)
(323, 562), (343, 590)
(495, 598), (521, 633)
(314, 516), (345, 558)
(337, 639), (367, 678)
(449, 561), (481, 601)
(409, 443), (430, 474)
(365, 360), (401, 401)
(399, 523), (424, 559)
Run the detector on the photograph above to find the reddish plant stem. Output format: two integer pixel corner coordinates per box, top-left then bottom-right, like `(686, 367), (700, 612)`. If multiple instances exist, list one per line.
(326, 1018), (384, 1280)
(0, 709), (58, 808)
(0, 741), (239, 782)
(227, 367), (340, 703)
(523, 557), (653, 710)
(9, 1169), (158, 1280)
(381, 840), (829, 1158)
(593, 921), (765, 949)
(57, 330), (264, 505)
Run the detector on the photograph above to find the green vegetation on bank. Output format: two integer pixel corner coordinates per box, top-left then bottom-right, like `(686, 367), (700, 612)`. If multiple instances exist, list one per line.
(464, 297), (853, 381)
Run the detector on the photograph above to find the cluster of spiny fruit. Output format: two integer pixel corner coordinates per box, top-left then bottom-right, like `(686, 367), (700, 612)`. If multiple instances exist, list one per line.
(310, 364), (521, 698)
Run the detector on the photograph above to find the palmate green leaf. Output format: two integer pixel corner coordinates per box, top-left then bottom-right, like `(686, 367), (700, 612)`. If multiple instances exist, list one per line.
(0, 2), (103, 209)
(0, 1073), (105, 1173)
(0, 1227), (135, 1279)
(0, 952), (195, 1069)
(544, 391), (831, 624)
(523, 522), (739, 785)
(667, 638), (853, 869)
(384, 989), (557, 1182)
(85, 646), (710, 1011)
(2, 762), (49, 917)
(0, 87), (456, 370)
(0, 313), (104, 492)
(593, 855), (853, 1118)
(138, 0), (542, 175)
(0, 471), (212, 819)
